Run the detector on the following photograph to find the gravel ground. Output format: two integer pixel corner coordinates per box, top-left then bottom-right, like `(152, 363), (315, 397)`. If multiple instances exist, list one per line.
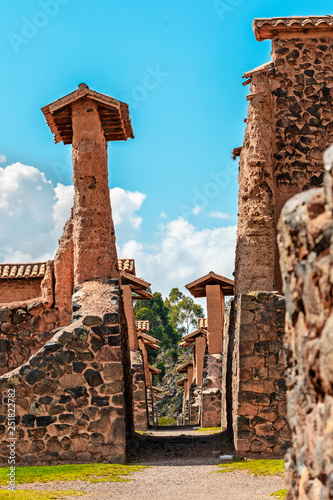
(9, 459), (285, 500)
(3, 429), (285, 499)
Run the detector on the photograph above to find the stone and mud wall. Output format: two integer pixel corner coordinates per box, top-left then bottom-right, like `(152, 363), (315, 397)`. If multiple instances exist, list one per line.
(236, 31), (333, 294)
(278, 154), (333, 498)
(0, 280), (133, 465)
(201, 354), (222, 428)
(0, 279), (43, 303)
(229, 292), (290, 458)
(0, 301), (60, 376)
(130, 350), (148, 431)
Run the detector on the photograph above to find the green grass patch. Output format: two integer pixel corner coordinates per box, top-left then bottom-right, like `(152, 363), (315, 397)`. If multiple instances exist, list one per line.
(216, 459), (284, 476)
(194, 427), (221, 433)
(0, 491), (84, 500)
(0, 463), (147, 485)
(271, 490), (287, 499)
(158, 417), (177, 426)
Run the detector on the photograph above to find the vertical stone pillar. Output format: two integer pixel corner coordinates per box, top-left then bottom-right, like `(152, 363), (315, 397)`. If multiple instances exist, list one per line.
(206, 284), (224, 354)
(71, 98), (119, 285)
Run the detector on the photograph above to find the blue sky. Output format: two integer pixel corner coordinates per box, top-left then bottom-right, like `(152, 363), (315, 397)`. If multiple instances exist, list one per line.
(0, 0), (332, 294)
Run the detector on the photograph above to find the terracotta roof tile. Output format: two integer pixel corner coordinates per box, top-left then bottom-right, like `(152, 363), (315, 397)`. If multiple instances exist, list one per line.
(136, 320), (150, 333)
(42, 84), (134, 145)
(0, 259), (134, 280)
(197, 318), (207, 330)
(118, 258), (135, 275)
(254, 16), (333, 41)
(185, 271), (234, 298)
(0, 263), (46, 279)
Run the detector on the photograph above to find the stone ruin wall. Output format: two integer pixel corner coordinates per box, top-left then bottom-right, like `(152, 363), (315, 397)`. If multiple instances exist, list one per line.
(278, 158), (333, 498)
(223, 293), (291, 458)
(235, 32), (333, 295)
(201, 354), (222, 428)
(0, 280), (133, 465)
(189, 384), (201, 426)
(0, 301), (60, 376)
(130, 350), (148, 431)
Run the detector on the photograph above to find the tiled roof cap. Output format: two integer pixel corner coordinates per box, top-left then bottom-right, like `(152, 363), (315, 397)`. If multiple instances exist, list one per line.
(185, 271), (234, 298)
(42, 84), (134, 145)
(0, 259), (135, 280)
(118, 259), (135, 275)
(254, 16), (333, 41)
(136, 320), (150, 333)
(197, 318), (207, 330)
(0, 263), (46, 279)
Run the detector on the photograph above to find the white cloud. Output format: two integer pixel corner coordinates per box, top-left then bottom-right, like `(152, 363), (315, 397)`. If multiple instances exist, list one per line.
(0, 155), (7, 164)
(206, 211), (232, 220)
(0, 163), (236, 299)
(119, 217), (236, 296)
(0, 163), (56, 262)
(193, 205), (202, 215)
(53, 184), (73, 235)
(0, 163), (147, 263)
(110, 187), (146, 240)
(160, 211), (167, 219)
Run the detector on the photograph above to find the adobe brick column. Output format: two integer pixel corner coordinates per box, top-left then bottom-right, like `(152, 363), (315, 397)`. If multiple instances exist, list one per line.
(71, 97), (118, 285)
(185, 272), (234, 428)
(122, 284), (138, 351)
(42, 83), (134, 290)
(195, 336), (206, 386)
(206, 284), (224, 354)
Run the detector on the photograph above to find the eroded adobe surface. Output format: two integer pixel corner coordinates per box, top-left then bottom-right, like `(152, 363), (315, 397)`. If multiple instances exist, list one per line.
(235, 17), (333, 295)
(278, 154), (333, 498)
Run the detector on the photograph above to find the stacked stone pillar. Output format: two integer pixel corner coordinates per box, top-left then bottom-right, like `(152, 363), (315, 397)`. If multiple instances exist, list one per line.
(0, 84), (137, 464)
(185, 272), (234, 428)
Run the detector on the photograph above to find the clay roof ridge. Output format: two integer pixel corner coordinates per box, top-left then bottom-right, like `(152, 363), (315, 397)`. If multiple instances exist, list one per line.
(135, 320), (150, 333)
(118, 258), (135, 275)
(253, 15), (333, 41)
(185, 271), (234, 297)
(42, 84), (134, 144)
(0, 262), (47, 279)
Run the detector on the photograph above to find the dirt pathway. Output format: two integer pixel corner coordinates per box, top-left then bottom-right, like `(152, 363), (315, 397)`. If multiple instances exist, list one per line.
(9, 430), (286, 499)
(14, 459), (285, 500)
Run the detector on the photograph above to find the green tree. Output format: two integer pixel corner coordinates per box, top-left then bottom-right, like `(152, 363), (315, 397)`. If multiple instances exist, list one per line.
(165, 288), (204, 336)
(134, 290), (179, 362)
